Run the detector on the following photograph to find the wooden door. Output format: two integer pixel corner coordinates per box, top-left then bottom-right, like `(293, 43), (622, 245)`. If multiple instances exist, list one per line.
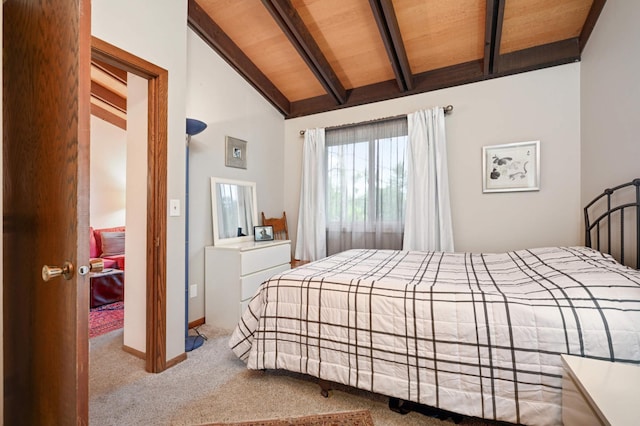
(3, 0), (91, 423)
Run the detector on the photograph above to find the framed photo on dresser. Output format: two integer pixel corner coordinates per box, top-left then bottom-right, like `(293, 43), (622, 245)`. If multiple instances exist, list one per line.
(254, 225), (274, 242)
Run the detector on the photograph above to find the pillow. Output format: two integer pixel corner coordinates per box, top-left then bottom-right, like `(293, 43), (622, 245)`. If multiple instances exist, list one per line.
(100, 231), (125, 257)
(94, 226), (125, 256)
(89, 227), (99, 258)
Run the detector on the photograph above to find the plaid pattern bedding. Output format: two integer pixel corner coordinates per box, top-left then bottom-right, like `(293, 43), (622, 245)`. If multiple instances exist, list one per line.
(229, 246), (640, 425)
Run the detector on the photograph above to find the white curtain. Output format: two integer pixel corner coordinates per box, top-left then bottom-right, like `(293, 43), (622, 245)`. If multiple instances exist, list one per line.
(325, 118), (407, 255)
(403, 107), (454, 252)
(294, 128), (326, 261)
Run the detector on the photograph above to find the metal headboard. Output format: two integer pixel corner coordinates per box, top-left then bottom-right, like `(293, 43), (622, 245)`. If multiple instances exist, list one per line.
(584, 178), (640, 269)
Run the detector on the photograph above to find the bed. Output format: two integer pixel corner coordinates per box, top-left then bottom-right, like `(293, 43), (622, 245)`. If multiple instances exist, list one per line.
(229, 180), (640, 426)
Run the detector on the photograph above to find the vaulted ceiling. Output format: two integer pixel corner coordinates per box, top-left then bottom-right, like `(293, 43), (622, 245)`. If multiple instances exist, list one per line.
(188, 0), (605, 119)
(90, 59), (127, 130)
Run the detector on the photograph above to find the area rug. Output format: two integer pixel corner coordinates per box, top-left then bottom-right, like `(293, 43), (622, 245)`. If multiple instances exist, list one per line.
(204, 410), (374, 426)
(89, 301), (124, 338)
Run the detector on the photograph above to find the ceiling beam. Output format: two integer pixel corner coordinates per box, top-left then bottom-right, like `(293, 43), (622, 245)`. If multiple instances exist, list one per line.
(368, 0), (413, 91)
(579, 0), (606, 52)
(261, 0), (347, 105)
(93, 58), (128, 85)
(91, 100), (126, 130)
(187, 0), (290, 116)
(289, 61), (484, 118)
(484, 0), (505, 75)
(289, 35), (580, 119)
(497, 38), (580, 75)
(91, 81), (126, 113)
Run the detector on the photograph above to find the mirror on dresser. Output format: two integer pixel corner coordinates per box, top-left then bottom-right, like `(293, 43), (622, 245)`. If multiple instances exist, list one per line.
(210, 177), (258, 245)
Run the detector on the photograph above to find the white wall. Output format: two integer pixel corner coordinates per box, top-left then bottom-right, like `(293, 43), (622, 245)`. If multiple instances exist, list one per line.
(92, 0), (187, 360)
(581, 0), (640, 205)
(90, 116), (126, 228)
(123, 74), (148, 353)
(185, 29), (285, 322)
(284, 63), (583, 254)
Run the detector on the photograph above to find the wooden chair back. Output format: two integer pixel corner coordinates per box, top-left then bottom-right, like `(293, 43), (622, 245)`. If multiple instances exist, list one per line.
(261, 211), (289, 240)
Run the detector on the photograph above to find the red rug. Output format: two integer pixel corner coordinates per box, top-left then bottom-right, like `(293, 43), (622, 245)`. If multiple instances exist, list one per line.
(90, 301), (124, 338)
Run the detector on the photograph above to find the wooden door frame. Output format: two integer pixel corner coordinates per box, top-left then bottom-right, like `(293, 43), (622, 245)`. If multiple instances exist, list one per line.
(91, 37), (168, 373)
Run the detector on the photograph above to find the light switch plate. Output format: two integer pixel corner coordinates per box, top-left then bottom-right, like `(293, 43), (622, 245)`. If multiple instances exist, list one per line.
(169, 199), (180, 216)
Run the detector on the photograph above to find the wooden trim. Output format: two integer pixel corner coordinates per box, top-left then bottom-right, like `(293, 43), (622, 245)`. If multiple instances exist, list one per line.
(165, 352), (188, 370)
(92, 58), (128, 85)
(90, 101), (127, 130)
(412, 61), (485, 92)
(291, 259), (311, 268)
(77, 0), (92, 422)
(288, 37), (580, 118)
(368, 0), (413, 91)
(288, 36), (579, 119)
(91, 81), (126, 112)
(91, 36), (169, 373)
(484, 0), (504, 75)
(146, 70), (169, 374)
(188, 317), (206, 329)
(579, 0), (606, 52)
(288, 61), (483, 118)
(122, 344), (146, 360)
(187, 0), (290, 115)
(92, 37), (166, 80)
(261, 0), (346, 105)
(496, 38), (580, 75)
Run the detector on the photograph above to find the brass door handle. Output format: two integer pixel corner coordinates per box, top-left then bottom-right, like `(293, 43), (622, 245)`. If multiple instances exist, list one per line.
(42, 261), (74, 282)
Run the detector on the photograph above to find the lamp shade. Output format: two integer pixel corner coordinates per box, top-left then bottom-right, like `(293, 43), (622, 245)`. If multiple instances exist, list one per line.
(186, 118), (207, 136)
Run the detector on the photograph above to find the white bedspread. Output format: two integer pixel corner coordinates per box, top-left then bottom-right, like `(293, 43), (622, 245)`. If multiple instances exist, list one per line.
(229, 246), (640, 425)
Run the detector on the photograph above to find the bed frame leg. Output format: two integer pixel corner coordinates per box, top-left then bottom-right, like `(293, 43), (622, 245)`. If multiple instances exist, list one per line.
(388, 397), (411, 415)
(318, 379), (331, 398)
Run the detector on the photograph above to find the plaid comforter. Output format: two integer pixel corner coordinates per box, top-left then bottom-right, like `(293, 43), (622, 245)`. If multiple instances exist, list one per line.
(229, 246), (640, 425)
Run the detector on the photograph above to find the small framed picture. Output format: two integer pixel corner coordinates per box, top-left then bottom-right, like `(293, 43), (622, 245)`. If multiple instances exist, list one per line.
(482, 140), (540, 193)
(225, 136), (247, 169)
(254, 225), (274, 242)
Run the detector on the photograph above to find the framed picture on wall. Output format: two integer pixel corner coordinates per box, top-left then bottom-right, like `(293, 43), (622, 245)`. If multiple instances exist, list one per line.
(482, 140), (540, 193)
(225, 136), (247, 169)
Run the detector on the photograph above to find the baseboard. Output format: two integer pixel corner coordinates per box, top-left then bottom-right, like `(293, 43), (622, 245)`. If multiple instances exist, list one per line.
(166, 352), (187, 369)
(291, 259), (310, 268)
(189, 317), (205, 329)
(123, 343), (187, 370)
(122, 344), (145, 360)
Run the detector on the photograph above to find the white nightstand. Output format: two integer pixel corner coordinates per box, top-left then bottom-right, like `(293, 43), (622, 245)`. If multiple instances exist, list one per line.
(561, 354), (640, 425)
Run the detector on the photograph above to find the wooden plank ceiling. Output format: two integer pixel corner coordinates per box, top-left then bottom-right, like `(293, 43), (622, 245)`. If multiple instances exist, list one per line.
(91, 59), (127, 130)
(188, 0), (604, 119)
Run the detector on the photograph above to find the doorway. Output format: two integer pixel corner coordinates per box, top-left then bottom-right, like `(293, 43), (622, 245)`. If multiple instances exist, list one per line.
(91, 37), (169, 373)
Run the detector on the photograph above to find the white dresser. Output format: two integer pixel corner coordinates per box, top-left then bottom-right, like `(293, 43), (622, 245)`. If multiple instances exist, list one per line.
(562, 354), (640, 425)
(205, 240), (291, 330)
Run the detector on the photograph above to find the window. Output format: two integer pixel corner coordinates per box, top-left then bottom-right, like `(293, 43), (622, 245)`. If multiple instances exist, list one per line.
(325, 117), (408, 255)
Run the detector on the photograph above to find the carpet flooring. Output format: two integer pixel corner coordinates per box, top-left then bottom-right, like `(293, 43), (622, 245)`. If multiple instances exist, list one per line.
(89, 301), (124, 338)
(205, 410), (374, 426)
(89, 324), (498, 426)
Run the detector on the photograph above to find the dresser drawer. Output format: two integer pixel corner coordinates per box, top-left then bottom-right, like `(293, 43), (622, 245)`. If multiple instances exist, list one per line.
(205, 241), (292, 330)
(240, 263), (290, 301)
(240, 243), (290, 275)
